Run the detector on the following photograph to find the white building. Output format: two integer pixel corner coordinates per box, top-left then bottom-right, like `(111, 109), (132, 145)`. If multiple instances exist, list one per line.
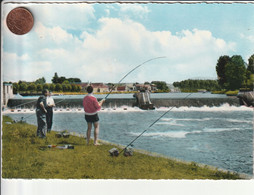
(2, 83), (14, 107)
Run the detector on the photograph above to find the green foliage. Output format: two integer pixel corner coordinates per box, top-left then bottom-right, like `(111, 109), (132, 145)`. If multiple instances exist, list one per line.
(151, 81), (170, 92)
(43, 83), (50, 90)
(52, 72), (59, 84)
(49, 83), (55, 91)
(224, 55), (246, 90)
(36, 84), (43, 92)
(225, 90), (239, 96)
(35, 77), (46, 84)
(216, 54), (253, 91)
(216, 55), (230, 87)
(247, 54), (254, 74)
(27, 83), (36, 92)
(173, 79), (220, 91)
(55, 83), (63, 92)
(12, 83), (19, 94)
(2, 116), (242, 179)
(19, 83), (27, 92)
(52, 72), (81, 84)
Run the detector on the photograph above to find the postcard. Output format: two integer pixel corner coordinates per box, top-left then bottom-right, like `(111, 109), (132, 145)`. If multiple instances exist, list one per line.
(1, 0), (254, 195)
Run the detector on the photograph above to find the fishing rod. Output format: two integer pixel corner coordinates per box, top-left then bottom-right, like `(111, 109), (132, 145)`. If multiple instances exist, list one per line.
(15, 95), (71, 121)
(118, 92), (193, 155)
(4, 99), (37, 111)
(104, 56), (166, 100)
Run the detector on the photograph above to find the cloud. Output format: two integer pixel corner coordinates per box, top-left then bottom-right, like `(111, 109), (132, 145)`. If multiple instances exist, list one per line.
(3, 52), (52, 82)
(240, 33), (254, 43)
(3, 14), (235, 83)
(33, 4), (96, 30)
(118, 4), (150, 19)
(77, 18), (235, 82)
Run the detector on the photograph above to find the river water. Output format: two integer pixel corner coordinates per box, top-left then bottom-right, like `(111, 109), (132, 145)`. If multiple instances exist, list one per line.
(15, 92), (228, 99)
(4, 103), (253, 177)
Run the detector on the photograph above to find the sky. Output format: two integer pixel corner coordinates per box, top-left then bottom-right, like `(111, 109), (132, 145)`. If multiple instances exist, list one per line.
(2, 1), (254, 84)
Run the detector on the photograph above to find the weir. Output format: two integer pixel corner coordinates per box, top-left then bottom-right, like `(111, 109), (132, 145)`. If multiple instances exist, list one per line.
(7, 96), (239, 109)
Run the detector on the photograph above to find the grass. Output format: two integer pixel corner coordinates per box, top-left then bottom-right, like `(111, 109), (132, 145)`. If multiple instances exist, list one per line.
(2, 115), (242, 179)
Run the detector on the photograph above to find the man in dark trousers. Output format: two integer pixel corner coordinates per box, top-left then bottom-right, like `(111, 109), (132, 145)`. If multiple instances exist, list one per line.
(36, 89), (49, 138)
(46, 91), (55, 133)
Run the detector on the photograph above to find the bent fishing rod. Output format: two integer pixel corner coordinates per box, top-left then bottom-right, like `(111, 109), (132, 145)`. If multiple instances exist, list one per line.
(119, 92), (193, 155)
(104, 56), (166, 100)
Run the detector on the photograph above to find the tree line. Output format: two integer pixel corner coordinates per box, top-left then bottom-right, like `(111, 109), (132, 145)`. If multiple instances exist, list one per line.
(173, 54), (254, 92)
(173, 79), (221, 92)
(10, 73), (82, 94)
(11, 81), (82, 94)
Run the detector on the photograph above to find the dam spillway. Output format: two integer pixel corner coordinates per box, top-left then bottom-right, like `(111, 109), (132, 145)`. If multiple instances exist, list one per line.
(7, 93), (240, 109)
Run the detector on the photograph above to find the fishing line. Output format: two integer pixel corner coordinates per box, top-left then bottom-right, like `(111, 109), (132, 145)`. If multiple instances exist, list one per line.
(119, 92), (193, 154)
(5, 99), (37, 110)
(13, 95), (71, 121)
(104, 56), (166, 100)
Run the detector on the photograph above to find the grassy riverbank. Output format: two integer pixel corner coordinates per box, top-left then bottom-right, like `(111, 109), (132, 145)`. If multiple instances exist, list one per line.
(2, 116), (242, 179)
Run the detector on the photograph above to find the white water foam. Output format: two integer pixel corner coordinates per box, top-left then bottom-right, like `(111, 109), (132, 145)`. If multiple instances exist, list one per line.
(157, 103), (253, 112)
(129, 125), (248, 139)
(161, 118), (211, 122)
(155, 121), (185, 126)
(3, 103), (253, 114)
(130, 131), (189, 138)
(161, 117), (253, 124)
(203, 127), (246, 133)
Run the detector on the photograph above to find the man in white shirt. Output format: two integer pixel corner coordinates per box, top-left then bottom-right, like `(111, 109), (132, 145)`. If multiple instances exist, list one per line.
(46, 91), (55, 133)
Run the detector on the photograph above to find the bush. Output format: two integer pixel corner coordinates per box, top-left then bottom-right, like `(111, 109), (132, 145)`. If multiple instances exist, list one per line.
(225, 90), (239, 96)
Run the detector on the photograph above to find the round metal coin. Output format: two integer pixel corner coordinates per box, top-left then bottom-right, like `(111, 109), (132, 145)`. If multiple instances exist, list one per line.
(6, 7), (34, 35)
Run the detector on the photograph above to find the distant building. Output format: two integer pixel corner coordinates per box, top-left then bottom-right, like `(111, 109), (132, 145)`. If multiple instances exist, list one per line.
(92, 83), (109, 93)
(78, 83), (89, 92)
(125, 83), (135, 91)
(78, 82), (108, 93)
(2, 83), (14, 107)
(135, 84), (152, 91)
(117, 86), (126, 92)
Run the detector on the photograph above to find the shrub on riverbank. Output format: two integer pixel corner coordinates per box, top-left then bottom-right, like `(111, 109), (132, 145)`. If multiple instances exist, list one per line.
(2, 116), (242, 179)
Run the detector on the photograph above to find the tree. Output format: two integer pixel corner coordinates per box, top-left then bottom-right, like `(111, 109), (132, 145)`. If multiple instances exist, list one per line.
(76, 85), (81, 92)
(216, 55), (230, 88)
(67, 78), (81, 83)
(35, 77), (46, 84)
(247, 54), (254, 74)
(62, 83), (71, 92)
(36, 84), (43, 92)
(151, 81), (169, 92)
(49, 83), (55, 92)
(55, 83), (62, 92)
(66, 84), (72, 91)
(12, 83), (19, 94)
(71, 84), (78, 92)
(19, 83), (27, 92)
(52, 72), (59, 84)
(43, 83), (50, 90)
(27, 83), (36, 92)
(58, 77), (67, 84)
(224, 55), (246, 90)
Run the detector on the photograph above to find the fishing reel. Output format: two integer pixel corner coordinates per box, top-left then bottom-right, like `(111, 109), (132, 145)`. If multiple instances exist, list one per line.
(109, 146), (134, 157)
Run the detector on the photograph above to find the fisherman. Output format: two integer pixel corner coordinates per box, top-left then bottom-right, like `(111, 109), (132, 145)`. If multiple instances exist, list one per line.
(46, 91), (55, 133)
(83, 86), (105, 145)
(36, 89), (49, 138)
